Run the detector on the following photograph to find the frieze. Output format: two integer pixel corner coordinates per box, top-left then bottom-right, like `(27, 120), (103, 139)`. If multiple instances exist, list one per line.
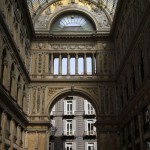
(47, 88), (63, 100)
(31, 42), (96, 51)
(50, 43), (96, 50)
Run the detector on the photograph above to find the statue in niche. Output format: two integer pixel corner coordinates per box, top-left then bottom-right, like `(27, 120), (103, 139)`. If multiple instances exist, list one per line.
(99, 17), (110, 28)
(37, 14), (49, 27)
(45, 8), (51, 15)
(102, 19), (110, 27)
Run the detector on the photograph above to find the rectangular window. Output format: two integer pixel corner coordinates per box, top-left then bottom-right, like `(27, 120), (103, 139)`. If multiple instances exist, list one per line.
(67, 101), (73, 115)
(87, 143), (94, 150)
(143, 106), (150, 132)
(49, 142), (54, 150)
(66, 120), (73, 135)
(87, 103), (94, 115)
(86, 120), (95, 135)
(65, 143), (73, 150)
(84, 100), (95, 115)
(147, 142), (150, 150)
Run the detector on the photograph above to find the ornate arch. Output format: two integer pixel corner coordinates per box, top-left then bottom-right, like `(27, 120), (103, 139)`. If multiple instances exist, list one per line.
(34, 0), (111, 31)
(45, 86), (100, 117)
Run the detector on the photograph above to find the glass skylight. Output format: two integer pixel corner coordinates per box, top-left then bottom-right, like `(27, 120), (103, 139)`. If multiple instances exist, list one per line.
(51, 13), (95, 31)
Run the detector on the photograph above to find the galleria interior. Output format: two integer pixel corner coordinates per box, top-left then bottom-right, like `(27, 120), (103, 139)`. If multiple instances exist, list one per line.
(0, 0), (150, 150)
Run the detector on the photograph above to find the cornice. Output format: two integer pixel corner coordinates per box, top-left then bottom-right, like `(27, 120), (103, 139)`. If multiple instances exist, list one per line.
(34, 32), (111, 40)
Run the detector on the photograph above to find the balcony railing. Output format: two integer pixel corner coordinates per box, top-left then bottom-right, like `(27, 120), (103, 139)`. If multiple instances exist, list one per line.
(63, 130), (75, 136)
(84, 111), (96, 117)
(64, 111), (74, 115)
(84, 130), (96, 135)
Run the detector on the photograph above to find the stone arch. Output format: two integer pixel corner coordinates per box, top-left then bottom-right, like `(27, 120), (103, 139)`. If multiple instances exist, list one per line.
(46, 87), (100, 117)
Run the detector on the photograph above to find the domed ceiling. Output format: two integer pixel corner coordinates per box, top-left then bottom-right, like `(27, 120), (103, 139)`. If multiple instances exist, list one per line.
(26, 0), (118, 32)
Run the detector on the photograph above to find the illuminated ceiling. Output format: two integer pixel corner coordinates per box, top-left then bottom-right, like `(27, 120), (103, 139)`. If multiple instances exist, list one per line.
(26, 0), (118, 32)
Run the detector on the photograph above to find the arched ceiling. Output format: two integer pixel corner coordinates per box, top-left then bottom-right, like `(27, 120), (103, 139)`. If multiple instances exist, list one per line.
(26, 0), (118, 32)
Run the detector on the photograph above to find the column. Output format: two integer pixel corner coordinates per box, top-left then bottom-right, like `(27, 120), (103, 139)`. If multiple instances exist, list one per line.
(75, 54), (78, 75)
(50, 53), (54, 75)
(84, 53), (87, 75)
(59, 54), (62, 75)
(67, 54), (70, 75)
(92, 53), (95, 74)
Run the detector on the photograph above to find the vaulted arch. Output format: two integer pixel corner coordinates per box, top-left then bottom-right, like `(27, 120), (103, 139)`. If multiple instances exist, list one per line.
(46, 87), (100, 117)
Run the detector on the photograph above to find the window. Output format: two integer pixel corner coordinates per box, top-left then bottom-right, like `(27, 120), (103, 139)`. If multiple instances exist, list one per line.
(147, 142), (150, 150)
(84, 100), (95, 115)
(66, 120), (73, 135)
(65, 143), (73, 150)
(143, 106), (150, 132)
(64, 98), (75, 115)
(87, 143), (94, 150)
(51, 13), (95, 31)
(49, 142), (54, 150)
(66, 101), (73, 115)
(87, 103), (94, 115)
(5, 117), (11, 139)
(86, 120), (95, 135)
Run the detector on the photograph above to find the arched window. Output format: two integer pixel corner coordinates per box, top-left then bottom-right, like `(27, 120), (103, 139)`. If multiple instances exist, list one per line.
(22, 85), (26, 111)
(10, 64), (15, 96)
(17, 75), (21, 104)
(1, 49), (7, 83)
(51, 13), (96, 31)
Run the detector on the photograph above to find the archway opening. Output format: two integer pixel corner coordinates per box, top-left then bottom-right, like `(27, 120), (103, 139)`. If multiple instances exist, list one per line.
(49, 95), (97, 150)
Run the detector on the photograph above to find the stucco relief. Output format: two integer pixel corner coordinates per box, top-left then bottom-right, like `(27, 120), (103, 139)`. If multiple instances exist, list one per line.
(50, 43), (96, 50)
(34, 0), (110, 31)
(47, 88), (63, 100)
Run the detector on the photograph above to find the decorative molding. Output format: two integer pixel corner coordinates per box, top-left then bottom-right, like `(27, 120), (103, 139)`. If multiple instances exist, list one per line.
(47, 88), (63, 100)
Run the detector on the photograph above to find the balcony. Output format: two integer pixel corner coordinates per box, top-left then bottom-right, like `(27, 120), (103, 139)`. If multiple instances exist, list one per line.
(83, 111), (96, 118)
(62, 130), (75, 139)
(50, 111), (63, 118)
(83, 131), (96, 139)
(63, 111), (74, 118)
